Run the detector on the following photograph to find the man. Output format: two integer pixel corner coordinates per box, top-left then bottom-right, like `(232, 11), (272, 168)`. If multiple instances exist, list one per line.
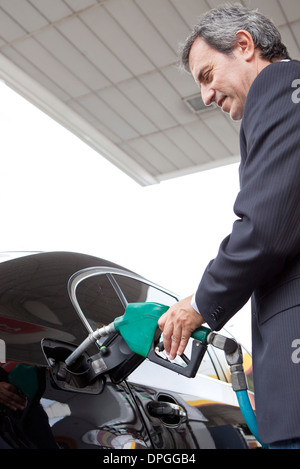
(158, 3), (300, 449)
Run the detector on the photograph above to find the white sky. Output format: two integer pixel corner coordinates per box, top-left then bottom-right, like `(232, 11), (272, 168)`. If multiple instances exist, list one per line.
(0, 81), (251, 350)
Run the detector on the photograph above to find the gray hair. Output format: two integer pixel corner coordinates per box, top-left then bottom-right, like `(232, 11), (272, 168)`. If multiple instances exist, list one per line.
(180, 3), (290, 72)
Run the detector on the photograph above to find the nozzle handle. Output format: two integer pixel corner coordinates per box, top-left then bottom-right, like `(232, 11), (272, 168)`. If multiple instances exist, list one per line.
(191, 326), (211, 344)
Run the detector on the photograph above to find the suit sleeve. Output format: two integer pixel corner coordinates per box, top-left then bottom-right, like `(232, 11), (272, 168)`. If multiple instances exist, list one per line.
(195, 61), (300, 330)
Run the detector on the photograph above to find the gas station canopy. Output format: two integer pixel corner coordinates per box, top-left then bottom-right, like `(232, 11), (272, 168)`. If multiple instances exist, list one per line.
(0, 0), (299, 185)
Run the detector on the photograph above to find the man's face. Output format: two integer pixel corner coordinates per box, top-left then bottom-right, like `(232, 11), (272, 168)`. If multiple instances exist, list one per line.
(189, 36), (255, 121)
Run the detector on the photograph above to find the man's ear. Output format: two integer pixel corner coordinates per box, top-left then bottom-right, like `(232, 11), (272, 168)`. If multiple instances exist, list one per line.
(234, 30), (256, 62)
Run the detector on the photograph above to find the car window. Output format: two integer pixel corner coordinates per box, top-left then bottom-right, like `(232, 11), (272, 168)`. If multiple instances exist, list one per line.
(206, 346), (230, 382)
(196, 347), (220, 380)
(75, 274), (126, 330)
(112, 274), (178, 307)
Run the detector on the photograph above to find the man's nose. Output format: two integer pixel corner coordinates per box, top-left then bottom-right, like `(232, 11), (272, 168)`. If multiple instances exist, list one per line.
(201, 86), (215, 106)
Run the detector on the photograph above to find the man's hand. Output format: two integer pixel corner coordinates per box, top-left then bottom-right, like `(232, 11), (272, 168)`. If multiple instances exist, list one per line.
(0, 382), (26, 411)
(158, 295), (205, 360)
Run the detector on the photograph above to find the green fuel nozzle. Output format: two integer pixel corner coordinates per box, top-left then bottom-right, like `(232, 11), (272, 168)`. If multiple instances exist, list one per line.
(65, 302), (211, 370)
(113, 302), (169, 357)
(114, 302), (211, 357)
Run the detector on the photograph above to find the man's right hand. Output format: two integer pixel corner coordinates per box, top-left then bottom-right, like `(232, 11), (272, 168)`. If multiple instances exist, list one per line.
(158, 295), (205, 360)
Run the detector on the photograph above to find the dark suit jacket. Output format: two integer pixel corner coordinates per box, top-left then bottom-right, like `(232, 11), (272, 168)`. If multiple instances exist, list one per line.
(195, 59), (300, 445)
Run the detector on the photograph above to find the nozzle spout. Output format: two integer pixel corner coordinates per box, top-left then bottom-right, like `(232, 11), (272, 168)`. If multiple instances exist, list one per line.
(65, 322), (116, 367)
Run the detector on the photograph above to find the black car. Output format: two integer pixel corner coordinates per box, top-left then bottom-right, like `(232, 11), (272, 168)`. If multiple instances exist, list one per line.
(0, 251), (256, 450)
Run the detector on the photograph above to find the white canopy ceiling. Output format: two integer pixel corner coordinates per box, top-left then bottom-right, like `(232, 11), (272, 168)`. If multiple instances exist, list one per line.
(0, 0), (299, 185)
